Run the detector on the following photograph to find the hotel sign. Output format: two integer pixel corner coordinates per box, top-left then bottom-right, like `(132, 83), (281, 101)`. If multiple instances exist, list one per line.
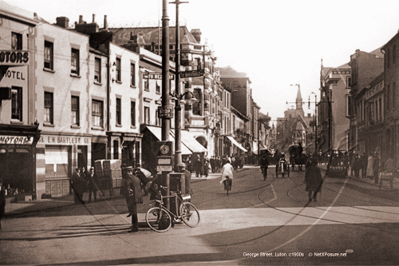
(0, 135), (34, 145)
(0, 51), (30, 65)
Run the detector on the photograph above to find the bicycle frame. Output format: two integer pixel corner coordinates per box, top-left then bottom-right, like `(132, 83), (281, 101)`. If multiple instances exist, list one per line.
(152, 192), (184, 219)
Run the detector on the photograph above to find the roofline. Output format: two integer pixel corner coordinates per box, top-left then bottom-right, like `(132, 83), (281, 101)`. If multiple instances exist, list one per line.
(0, 10), (39, 27)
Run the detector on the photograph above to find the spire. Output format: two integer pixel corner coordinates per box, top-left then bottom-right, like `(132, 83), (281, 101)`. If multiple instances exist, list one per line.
(296, 84), (302, 110)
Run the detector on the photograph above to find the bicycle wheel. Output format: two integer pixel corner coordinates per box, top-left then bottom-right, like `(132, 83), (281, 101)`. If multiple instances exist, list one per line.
(145, 207), (172, 233)
(179, 202), (200, 228)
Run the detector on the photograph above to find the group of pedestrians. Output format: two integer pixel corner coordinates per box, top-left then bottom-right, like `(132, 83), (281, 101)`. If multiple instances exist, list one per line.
(70, 166), (98, 204)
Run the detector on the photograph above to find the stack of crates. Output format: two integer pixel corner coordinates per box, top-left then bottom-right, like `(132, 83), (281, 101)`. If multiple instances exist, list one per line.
(94, 159), (123, 189)
(103, 160), (123, 188)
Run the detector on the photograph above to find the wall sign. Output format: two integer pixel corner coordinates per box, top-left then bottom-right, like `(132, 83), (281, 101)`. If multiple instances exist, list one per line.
(0, 51), (29, 65)
(0, 135), (34, 145)
(39, 135), (91, 145)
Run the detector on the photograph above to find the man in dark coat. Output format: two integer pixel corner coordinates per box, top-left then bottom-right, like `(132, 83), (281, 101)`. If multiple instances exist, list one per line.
(122, 167), (144, 233)
(87, 167), (97, 202)
(71, 168), (86, 204)
(260, 155), (269, 180)
(304, 159), (323, 202)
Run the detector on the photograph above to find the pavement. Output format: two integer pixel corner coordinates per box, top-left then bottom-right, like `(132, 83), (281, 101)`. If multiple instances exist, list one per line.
(4, 164), (398, 217)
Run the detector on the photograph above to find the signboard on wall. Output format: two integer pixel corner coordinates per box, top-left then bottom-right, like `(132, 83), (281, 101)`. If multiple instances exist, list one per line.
(0, 51), (30, 65)
(39, 135), (91, 145)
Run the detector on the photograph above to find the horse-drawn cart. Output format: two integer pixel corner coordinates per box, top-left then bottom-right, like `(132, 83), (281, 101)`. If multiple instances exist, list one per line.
(288, 144), (307, 171)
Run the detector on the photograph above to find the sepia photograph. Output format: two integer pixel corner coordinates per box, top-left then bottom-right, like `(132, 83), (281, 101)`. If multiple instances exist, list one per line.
(0, 0), (398, 265)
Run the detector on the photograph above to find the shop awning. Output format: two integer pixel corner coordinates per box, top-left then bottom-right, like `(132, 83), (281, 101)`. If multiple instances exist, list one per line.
(170, 129), (207, 153)
(146, 126), (192, 155)
(227, 136), (248, 152)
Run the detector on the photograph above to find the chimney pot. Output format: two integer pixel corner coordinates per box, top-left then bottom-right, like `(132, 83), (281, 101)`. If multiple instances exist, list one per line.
(92, 14), (95, 23)
(104, 15), (108, 30)
(79, 15), (83, 24)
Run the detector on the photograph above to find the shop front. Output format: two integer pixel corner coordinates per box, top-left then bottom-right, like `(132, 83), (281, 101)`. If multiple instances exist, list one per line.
(36, 134), (91, 198)
(0, 124), (40, 200)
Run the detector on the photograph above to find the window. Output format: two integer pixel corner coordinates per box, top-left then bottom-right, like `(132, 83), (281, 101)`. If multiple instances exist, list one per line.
(387, 84), (390, 111)
(346, 76), (351, 89)
(11, 32), (22, 50)
(394, 45), (397, 65)
(95, 58), (101, 83)
(144, 106), (150, 125)
(130, 101), (136, 127)
(113, 140), (119, 159)
(92, 100), (103, 128)
(144, 79), (149, 91)
(155, 108), (160, 126)
(44, 41), (54, 70)
(116, 98), (121, 125)
(387, 48), (391, 68)
(71, 48), (79, 75)
(156, 81), (160, 94)
(71, 96), (80, 126)
(379, 98), (382, 120)
(115, 57), (121, 82)
(11, 87), (22, 121)
(44, 92), (53, 124)
(130, 63), (135, 86)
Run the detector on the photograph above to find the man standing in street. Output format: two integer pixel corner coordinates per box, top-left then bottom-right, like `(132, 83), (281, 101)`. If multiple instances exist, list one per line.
(71, 168), (86, 204)
(178, 163), (193, 196)
(122, 167), (144, 233)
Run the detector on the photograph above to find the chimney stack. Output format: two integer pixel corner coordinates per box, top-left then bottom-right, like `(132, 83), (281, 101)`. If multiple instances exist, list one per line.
(56, 17), (69, 28)
(79, 15), (83, 24)
(104, 15), (108, 30)
(92, 14), (95, 23)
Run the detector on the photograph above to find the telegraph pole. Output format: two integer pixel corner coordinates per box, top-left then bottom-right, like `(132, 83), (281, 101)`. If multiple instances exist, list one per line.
(171, 0), (188, 169)
(162, 0), (170, 141)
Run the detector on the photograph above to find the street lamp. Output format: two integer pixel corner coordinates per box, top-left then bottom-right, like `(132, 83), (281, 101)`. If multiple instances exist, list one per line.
(308, 92), (318, 153)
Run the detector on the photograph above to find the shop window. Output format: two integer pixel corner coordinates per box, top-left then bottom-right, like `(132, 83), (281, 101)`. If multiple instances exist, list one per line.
(11, 87), (22, 121)
(11, 32), (22, 50)
(71, 48), (79, 75)
(44, 41), (53, 70)
(44, 92), (53, 124)
(113, 140), (119, 159)
(71, 96), (80, 126)
(92, 100), (103, 128)
(116, 97), (122, 125)
(156, 81), (160, 94)
(95, 58), (101, 83)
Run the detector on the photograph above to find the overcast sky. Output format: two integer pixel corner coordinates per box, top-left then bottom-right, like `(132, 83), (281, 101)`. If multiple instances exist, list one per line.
(6, 0), (399, 122)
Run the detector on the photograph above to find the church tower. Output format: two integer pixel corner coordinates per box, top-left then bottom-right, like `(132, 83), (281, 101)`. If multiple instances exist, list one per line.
(295, 84), (304, 117)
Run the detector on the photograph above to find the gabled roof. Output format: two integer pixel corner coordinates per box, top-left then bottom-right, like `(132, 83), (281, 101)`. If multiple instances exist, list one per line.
(108, 26), (199, 45)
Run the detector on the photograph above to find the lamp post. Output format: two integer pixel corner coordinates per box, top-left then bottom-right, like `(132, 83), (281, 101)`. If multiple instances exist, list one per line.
(170, 0), (188, 169)
(309, 92), (318, 153)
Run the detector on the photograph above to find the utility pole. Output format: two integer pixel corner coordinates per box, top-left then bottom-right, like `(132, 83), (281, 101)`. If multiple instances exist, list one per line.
(170, 0), (188, 169)
(161, 0), (171, 209)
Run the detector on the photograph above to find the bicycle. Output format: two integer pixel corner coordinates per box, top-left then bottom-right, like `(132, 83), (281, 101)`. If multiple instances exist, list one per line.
(145, 187), (200, 233)
(223, 176), (232, 196)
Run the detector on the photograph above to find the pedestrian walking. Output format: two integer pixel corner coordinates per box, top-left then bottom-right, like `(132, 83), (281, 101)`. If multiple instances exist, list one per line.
(87, 167), (97, 202)
(304, 159), (323, 202)
(260, 154), (269, 180)
(71, 168), (86, 204)
(360, 153), (367, 178)
(374, 152), (380, 185)
(193, 154), (201, 177)
(366, 153), (374, 179)
(122, 166), (144, 233)
(0, 180), (5, 229)
(220, 159), (234, 191)
(352, 154), (360, 178)
(203, 158), (209, 177)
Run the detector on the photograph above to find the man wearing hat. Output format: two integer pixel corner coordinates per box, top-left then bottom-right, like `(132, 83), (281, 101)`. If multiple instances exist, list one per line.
(122, 166), (144, 233)
(178, 163), (193, 196)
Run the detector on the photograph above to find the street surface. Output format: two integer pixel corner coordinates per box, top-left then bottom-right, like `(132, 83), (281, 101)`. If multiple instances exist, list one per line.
(1, 166), (399, 265)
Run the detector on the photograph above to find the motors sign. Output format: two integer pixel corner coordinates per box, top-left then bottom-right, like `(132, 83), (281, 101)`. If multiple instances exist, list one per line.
(0, 135), (34, 145)
(0, 51), (30, 65)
